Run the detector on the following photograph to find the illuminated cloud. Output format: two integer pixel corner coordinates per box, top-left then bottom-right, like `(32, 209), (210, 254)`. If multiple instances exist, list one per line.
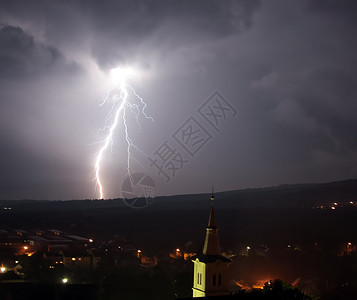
(0, 0), (357, 199)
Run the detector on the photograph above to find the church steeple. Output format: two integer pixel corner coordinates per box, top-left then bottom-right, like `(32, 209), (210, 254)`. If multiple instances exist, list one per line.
(192, 189), (231, 297)
(203, 187), (221, 255)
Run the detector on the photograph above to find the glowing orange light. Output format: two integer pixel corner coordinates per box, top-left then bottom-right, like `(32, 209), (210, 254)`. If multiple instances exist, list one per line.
(233, 279), (271, 290)
(23, 246), (28, 250)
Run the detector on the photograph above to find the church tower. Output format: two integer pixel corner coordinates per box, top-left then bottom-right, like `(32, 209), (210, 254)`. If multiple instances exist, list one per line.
(192, 190), (231, 297)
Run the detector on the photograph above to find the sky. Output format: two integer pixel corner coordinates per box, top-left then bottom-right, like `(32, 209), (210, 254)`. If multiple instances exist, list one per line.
(0, 0), (357, 200)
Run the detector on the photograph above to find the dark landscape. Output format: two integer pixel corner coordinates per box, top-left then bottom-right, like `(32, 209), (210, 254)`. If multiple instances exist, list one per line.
(2, 179), (357, 299)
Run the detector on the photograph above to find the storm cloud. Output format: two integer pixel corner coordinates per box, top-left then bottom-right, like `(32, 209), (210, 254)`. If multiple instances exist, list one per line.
(0, 0), (357, 200)
(0, 25), (79, 78)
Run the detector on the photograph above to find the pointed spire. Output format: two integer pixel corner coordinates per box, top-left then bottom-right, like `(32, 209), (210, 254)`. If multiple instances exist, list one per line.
(207, 187), (217, 228)
(203, 188), (221, 255)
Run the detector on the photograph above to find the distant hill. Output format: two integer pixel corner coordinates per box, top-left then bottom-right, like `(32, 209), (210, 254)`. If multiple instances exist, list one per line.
(151, 178), (357, 210)
(1, 179), (357, 252)
(1, 179), (357, 211)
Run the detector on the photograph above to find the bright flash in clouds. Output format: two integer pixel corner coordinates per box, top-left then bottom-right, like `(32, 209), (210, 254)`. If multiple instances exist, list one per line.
(93, 66), (153, 199)
(109, 67), (138, 85)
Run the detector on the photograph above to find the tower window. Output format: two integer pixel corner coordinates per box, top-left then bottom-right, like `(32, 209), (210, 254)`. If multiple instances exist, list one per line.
(197, 273), (199, 284)
(200, 273), (202, 285)
(213, 274), (216, 286)
(218, 274), (221, 286)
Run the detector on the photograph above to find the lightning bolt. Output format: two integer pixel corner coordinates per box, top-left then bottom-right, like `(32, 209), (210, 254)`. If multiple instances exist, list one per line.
(94, 67), (152, 199)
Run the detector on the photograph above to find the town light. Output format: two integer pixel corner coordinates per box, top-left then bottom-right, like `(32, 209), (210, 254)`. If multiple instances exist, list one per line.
(62, 278), (68, 284)
(0, 266), (6, 273)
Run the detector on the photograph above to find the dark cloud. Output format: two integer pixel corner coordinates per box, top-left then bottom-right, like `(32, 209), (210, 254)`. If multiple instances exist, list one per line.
(83, 0), (258, 36)
(0, 25), (80, 78)
(0, 0), (260, 69)
(306, 0), (357, 17)
(87, 0), (260, 67)
(0, 0), (356, 200)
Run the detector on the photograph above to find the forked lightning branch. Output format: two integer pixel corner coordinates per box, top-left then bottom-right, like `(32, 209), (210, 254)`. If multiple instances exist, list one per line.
(93, 67), (152, 199)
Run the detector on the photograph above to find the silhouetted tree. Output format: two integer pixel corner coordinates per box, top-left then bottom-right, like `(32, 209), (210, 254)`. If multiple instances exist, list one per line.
(263, 279), (317, 300)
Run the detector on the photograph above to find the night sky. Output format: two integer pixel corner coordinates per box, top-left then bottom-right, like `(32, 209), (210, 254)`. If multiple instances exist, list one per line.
(1, 0), (357, 200)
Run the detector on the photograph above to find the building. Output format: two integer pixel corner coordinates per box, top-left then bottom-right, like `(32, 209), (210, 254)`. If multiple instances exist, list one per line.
(43, 250), (100, 270)
(192, 191), (231, 297)
(0, 229), (92, 254)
